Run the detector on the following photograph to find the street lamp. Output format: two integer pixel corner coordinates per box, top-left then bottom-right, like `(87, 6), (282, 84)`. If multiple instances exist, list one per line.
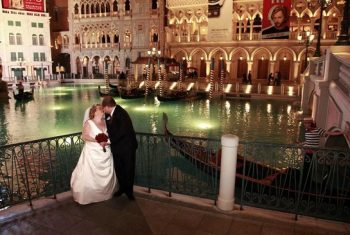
(313, 0), (332, 57)
(298, 31), (315, 72)
(146, 47), (161, 95)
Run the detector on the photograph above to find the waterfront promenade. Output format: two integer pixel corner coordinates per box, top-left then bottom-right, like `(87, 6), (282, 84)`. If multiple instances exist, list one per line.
(1, 187), (349, 235)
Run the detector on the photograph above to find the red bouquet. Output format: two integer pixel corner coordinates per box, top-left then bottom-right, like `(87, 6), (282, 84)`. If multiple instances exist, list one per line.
(95, 133), (109, 152)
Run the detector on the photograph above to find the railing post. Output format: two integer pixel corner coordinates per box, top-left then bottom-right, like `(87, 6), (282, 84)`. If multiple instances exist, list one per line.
(217, 134), (239, 211)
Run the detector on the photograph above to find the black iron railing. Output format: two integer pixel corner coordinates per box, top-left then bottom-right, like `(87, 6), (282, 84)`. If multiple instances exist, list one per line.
(0, 133), (349, 222)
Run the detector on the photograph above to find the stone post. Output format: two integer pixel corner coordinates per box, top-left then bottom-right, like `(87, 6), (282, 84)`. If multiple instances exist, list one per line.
(217, 134), (239, 211)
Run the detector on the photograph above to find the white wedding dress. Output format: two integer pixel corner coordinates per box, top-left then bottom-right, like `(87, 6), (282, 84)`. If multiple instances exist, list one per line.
(71, 120), (117, 205)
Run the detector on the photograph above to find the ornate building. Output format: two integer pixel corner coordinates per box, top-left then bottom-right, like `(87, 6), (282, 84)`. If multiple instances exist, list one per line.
(55, 0), (165, 79)
(165, 0), (345, 84)
(52, 0), (347, 83)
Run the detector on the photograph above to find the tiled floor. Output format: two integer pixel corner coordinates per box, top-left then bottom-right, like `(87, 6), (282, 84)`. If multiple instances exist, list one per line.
(0, 189), (349, 235)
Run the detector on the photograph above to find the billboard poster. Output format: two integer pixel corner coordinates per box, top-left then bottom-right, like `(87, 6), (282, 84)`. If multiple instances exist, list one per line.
(2, 0), (44, 12)
(208, 0), (233, 42)
(262, 0), (291, 39)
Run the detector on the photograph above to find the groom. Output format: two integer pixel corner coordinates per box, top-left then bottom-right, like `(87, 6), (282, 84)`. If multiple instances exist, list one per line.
(102, 96), (138, 200)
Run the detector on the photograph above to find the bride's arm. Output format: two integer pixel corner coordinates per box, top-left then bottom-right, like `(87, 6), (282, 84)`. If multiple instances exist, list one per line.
(82, 122), (96, 142)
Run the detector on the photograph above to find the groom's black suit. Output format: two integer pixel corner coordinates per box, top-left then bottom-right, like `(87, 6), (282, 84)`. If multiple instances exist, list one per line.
(106, 105), (138, 198)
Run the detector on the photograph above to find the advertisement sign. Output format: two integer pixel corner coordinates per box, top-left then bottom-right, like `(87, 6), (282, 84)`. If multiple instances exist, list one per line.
(208, 0), (233, 42)
(2, 0), (44, 12)
(262, 0), (291, 39)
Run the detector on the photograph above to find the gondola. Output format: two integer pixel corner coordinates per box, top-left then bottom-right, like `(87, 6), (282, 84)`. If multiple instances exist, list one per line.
(108, 83), (119, 90)
(157, 90), (203, 102)
(13, 90), (34, 101)
(162, 112), (350, 204)
(120, 88), (145, 99)
(98, 86), (119, 97)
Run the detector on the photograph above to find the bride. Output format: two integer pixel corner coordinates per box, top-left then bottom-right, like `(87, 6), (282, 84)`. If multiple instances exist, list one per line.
(71, 104), (117, 204)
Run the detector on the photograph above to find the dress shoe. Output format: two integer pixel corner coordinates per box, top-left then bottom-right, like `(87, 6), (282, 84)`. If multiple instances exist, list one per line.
(127, 194), (135, 201)
(114, 190), (124, 197)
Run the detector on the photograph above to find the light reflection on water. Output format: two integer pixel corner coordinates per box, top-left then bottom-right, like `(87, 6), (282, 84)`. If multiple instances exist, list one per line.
(0, 84), (300, 145)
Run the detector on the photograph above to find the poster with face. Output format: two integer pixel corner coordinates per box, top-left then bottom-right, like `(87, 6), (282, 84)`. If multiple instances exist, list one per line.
(2, 0), (44, 12)
(262, 0), (291, 39)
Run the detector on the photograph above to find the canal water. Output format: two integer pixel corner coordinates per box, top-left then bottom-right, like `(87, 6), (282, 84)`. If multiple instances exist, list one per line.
(0, 84), (300, 145)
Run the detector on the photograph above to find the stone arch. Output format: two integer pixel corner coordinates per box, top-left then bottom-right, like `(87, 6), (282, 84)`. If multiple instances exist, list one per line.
(189, 48), (208, 77)
(172, 49), (188, 60)
(189, 48), (208, 60)
(229, 47), (250, 80)
(274, 48), (296, 81)
(273, 47), (297, 61)
(251, 47), (272, 61)
(208, 48), (228, 60)
(251, 47), (272, 80)
(229, 47), (250, 60)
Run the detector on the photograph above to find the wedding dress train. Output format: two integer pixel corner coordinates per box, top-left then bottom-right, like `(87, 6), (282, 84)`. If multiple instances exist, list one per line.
(70, 120), (117, 205)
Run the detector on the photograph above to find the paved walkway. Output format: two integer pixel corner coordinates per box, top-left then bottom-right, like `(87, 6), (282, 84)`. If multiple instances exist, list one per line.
(0, 188), (349, 235)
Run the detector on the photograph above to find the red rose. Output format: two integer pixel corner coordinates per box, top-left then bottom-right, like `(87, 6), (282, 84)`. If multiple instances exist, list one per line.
(95, 133), (109, 152)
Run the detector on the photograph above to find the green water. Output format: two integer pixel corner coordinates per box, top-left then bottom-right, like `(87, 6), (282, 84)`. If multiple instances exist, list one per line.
(0, 84), (300, 145)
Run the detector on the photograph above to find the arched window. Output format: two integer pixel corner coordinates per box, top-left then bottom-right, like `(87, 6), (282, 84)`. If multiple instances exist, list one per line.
(91, 4), (95, 14)
(74, 4), (79, 14)
(152, 0), (157, 9)
(16, 33), (22, 45)
(96, 4), (100, 13)
(106, 2), (111, 12)
(102, 35), (106, 43)
(113, 0), (118, 12)
(101, 3), (105, 13)
(81, 4), (85, 14)
(32, 34), (38, 45)
(125, 0), (130, 11)
(39, 34), (44, 45)
(9, 33), (15, 45)
(75, 34), (80, 44)
(114, 35), (119, 43)
(86, 4), (90, 14)
(107, 34), (111, 43)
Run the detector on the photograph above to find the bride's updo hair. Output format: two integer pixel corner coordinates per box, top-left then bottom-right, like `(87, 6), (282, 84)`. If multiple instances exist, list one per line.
(89, 104), (101, 119)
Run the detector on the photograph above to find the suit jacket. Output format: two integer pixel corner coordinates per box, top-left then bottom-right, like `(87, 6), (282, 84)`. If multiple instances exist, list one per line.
(106, 105), (138, 157)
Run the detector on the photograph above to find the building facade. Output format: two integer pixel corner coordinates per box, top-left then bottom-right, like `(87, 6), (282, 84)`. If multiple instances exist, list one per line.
(165, 0), (345, 84)
(55, 0), (165, 79)
(52, 0), (346, 83)
(0, 1), (52, 82)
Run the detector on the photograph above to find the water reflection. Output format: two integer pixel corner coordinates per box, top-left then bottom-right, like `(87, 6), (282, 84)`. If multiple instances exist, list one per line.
(1, 84), (300, 145)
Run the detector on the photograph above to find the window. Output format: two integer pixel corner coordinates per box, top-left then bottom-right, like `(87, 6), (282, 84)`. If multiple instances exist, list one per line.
(38, 23), (43, 28)
(18, 52), (24, 61)
(9, 33), (15, 45)
(39, 35), (44, 45)
(16, 33), (22, 45)
(33, 53), (39, 61)
(32, 34), (38, 45)
(32, 22), (37, 27)
(11, 52), (17, 62)
(8, 21), (14, 26)
(15, 21), (21, 26)
(40, 53), (46, 61)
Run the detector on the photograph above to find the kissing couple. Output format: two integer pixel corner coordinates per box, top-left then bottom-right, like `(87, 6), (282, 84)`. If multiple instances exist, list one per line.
(70, 96), (138, 204)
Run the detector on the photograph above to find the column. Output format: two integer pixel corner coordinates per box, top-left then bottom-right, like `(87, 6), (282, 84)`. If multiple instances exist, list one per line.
(217, 134), (239, 211)
(269, 60), (275, 74)
(238, 20), (242, 41)
(247, 60), (253, 74)
(249, 19), (253, 40)
(206, 60), (211, 76)
(293, 61), (300, 83)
